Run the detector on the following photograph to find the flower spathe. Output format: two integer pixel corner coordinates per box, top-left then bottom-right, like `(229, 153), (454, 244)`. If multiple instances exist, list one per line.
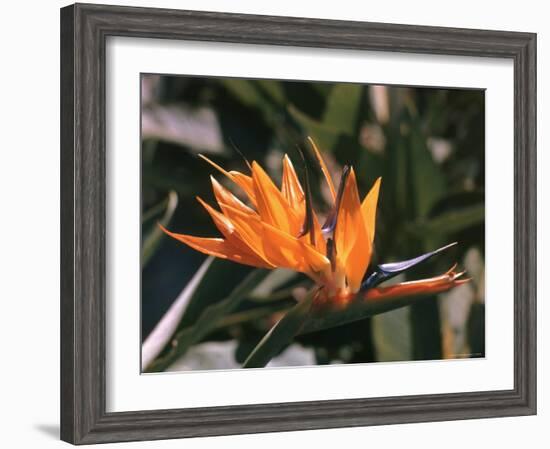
(161, 137), (467, 303)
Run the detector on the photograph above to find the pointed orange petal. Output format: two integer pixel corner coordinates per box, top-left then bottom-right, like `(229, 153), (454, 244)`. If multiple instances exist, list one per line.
(364, 267), (469, 302)
(210, 176), (256, 216)
(261, 221), (329, 275)
(360, 177), (381, 245)
(300, 239), (330, 275)
(195, 196), (235, 240)
(230, 171), (257, 205)
(281, 154), (305, 211)
(198, 154), (235, 181)
(222, 203), (328, 276)
(198, 154), (256, 205)
(195, 197), (269, 266)
(334, 168), (372, 292)
(219, 204), (275, 267)
(251, 161), (300, 235)
(260, 224), (302, 272)
(307, 136), (336, 202)
(160, 225), (270, 268)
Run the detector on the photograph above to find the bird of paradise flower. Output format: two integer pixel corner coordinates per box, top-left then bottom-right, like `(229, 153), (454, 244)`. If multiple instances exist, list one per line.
(162, 137), (467, 299)
(159, 137), (468, 367)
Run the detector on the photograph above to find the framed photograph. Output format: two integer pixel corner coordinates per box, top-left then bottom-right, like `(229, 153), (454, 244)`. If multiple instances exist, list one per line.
(60, 3), (536, 444)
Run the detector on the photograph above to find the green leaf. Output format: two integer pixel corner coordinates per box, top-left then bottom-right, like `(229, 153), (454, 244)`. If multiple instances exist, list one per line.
(409, 124), (447, 218)
(288, 104), (339, 152)
(145, 268), (270, 372)
(256, 79), (286, 105)
(243, 292), (314, 368)
(142, 169), (196, 196)
(141, 190), (178, 267)
(250, 268), (297, 297)
(300, 289), (441, 335)
(141, 256), (215, 370)
(406, 204), (485, 237)
(383, 121), (412, 220)
(142, 192), (171, 224)
(221, 79), (265, 107)
(215, 302), (294, 329)
(221, 79), (280, 121)
(179, 266), (296, 330)
(220, 79), (292, 145)
(467, 302), (485, 357)
(177, 260), (254, 330)
(143, 258), (265, 370)
(410, 297), (442, 360)
(372, 306), (412, 362)
(323, 84), (363, 135)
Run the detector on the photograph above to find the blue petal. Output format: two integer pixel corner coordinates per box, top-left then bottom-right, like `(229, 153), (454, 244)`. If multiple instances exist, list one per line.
(361, 242), (457, 291)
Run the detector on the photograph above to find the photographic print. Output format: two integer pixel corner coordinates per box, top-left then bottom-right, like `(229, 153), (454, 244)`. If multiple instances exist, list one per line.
(140, 74), (485, 373)
(61, 5), (536, 442)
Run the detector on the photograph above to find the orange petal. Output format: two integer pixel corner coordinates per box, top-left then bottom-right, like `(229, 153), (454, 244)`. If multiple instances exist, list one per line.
(261, 221), (329, 275)
(281, 157), (327, 266)
(210, 176), (256, 216)
(195, 196), (235, 240)
(195, 197), (273, 268)
(198, 154), (256, 205)
(334, 168), (372, 292)
(251, 161), (301, 235)
(160, 225), (271, 268)
(219, 204), (274, 266)
(281, 154), (305, 211)
(360, 177), (381, 245)
(230, 171), (257, 205)
(223, 203), (328, 276)
(198, 153), (233, 179)
(308, 136), (336, 202)
(364, 266), (469, 302)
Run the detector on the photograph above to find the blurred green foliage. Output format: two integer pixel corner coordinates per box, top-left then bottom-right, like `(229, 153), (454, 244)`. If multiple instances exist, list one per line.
(141, 74), (485, 371)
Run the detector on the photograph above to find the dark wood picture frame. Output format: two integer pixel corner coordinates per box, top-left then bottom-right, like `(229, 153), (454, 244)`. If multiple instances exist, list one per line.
(60, 3), (537, 444)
